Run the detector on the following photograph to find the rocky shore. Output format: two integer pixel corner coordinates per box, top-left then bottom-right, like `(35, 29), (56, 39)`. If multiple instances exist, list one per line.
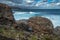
(0, 3), (60, 40)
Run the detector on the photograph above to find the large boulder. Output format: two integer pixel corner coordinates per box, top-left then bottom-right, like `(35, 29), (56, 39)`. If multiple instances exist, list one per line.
(27, 16), (54, 34)
(0, 3), (16, 27)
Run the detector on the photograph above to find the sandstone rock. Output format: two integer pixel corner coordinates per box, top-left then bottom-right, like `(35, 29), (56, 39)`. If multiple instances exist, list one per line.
(0, 3), (16, 27)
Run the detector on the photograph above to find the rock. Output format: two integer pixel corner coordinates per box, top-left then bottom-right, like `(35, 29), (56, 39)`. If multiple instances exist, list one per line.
(27, 16), (54, 34)
(16, 16), (54, 34)
(54, 26), (60, 36)
(16, 19), (33, 32)
(0, 3), (16, 27)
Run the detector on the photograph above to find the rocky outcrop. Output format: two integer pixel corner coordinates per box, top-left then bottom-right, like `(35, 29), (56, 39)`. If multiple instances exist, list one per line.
(0, 3), (16, 27)
(15, 16), (54, 40)
(17, 16), (54, 34)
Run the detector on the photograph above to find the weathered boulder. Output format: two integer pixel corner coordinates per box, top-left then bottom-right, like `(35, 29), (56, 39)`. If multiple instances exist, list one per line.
(27, 16), (54, 34)
(0, 3), (16, 27)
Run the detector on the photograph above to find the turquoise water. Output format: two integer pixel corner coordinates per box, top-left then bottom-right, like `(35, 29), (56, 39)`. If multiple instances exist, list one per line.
(13, 11), (60, 27)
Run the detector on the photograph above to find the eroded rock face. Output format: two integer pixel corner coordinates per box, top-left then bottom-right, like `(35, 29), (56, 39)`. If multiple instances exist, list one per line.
(0, 3), (16, 27)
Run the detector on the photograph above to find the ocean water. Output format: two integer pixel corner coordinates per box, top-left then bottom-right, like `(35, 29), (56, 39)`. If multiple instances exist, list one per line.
(13, 11), (60, 27)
